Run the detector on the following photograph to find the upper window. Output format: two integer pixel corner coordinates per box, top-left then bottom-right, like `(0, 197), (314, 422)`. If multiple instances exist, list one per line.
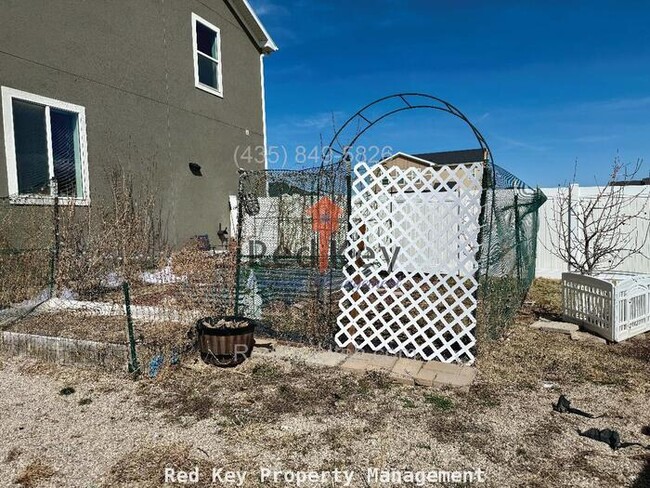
(192, 13), (223, 97)
(1, 87), (89, 204)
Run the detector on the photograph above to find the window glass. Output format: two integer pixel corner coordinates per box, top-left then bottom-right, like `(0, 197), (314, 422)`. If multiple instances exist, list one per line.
(196, 22), (218, 58)
(12, 99), (49, 195)
(198, 55), (219, 89)
(50, 109), (81, 197)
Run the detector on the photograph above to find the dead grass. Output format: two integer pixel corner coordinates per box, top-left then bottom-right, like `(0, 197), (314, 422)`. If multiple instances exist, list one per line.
(477, 320), (650, 394)
(14, 460), (56, 487)
(102, 444), (214, 488)
(139, 358), (392, 427)
(6, 312), (192, 348)
(1, 278), (649, 487)
(476, 278), (650, 394)
(519, 277), (563, 324)
(5, 447), (22, 463)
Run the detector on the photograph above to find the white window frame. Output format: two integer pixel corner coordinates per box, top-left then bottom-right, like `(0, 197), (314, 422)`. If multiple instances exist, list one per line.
(192, 13), (224, 98)
(1, 86), (90, 206)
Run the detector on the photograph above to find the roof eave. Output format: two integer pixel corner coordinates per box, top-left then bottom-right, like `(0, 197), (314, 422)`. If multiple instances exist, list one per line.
(378, 152), (440, 167)
(228, 0), (279, 54)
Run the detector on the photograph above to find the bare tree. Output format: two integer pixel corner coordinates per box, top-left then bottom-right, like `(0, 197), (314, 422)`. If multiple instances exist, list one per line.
(545, 158), (650, 274)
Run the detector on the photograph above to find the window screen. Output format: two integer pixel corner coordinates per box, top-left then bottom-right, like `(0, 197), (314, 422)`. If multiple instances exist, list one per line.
(50, 109), (81, 197)
(12, 99), (50, 195)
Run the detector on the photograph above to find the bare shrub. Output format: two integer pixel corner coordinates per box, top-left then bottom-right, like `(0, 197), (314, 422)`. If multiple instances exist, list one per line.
(546, 158), (650, 274)
(57, 164), (168, 296)
(0, 202), (53, 307)
(172, 239), (237, 316)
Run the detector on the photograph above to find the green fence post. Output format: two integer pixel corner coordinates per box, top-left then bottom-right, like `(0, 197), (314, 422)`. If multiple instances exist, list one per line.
(234, 170), (245, 317)
(48, 180), (60, 298)
(514, 194), (522, 283)
(122, 281), (140, 374)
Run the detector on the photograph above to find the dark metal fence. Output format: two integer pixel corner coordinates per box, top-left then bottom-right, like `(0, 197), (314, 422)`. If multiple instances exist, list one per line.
(235, 163), (350, 347)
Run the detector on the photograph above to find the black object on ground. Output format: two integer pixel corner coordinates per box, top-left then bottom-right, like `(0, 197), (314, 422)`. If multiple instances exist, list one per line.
(642, 426), (650, 437)
(59, 387), (75, 396)
(579, 428), (649, 450)
(553, 395), (597, 418)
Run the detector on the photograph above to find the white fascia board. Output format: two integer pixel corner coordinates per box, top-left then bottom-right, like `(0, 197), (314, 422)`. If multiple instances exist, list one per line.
(377, 151), (437, 167)
(227, 0), (278, 53)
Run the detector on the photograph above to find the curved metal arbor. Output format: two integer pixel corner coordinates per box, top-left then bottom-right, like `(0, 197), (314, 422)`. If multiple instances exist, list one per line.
(321, 92), (498, 283)
(322, 92), (496, 185)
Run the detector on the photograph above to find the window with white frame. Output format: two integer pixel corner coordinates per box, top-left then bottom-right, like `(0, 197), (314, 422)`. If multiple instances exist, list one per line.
(192, 13), (223, 97)
(1, 87), (89, 204)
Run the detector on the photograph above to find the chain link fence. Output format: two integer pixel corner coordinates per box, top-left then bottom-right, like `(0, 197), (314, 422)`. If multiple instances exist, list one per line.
(478, 164), (547, 340)
(235, 164), (350, 347)
(0, 172), (237, 374)
(1, 159), (546, 369)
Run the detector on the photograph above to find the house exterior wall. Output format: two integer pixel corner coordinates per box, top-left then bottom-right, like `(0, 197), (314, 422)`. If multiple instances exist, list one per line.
(0, 0), (268, 246)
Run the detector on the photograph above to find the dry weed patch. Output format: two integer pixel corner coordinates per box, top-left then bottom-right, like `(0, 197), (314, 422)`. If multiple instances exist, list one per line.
(103, 444), (213, 488)
(14, 460), (56, 487)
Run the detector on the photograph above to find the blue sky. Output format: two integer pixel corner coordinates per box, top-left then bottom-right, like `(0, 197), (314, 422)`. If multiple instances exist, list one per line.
(251, 0), (650, 187)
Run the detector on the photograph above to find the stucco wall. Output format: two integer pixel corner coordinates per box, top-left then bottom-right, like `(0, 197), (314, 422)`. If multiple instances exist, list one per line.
(0, 0), (268, 245)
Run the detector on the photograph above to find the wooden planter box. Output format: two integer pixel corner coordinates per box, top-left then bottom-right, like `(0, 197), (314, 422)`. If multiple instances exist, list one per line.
(196, 316), (257, 367)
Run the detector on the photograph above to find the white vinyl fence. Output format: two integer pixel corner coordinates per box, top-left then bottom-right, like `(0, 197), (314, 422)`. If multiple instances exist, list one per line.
(536, 185), (650, 278)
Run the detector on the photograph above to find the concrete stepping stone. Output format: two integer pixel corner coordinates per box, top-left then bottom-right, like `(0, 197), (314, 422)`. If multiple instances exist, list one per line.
(253, 343), (476, 390)
(414, 360), (476, 392)
(570, 331), (607, 344)
(389, 358), (423, 385)
(340, 352), (398, 373)
(530, 320), (578, 334)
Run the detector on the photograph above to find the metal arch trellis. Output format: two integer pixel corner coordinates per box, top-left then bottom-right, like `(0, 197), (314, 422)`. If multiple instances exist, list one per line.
(233, 92), (544, 353)
(322, 93), (547, 351)
(321, 93), (496, 179)
(320, 92), (499, 282)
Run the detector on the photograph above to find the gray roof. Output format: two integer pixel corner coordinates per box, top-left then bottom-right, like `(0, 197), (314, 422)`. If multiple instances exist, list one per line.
(610, 177), (650, 187)
(413, 148), (486, 166)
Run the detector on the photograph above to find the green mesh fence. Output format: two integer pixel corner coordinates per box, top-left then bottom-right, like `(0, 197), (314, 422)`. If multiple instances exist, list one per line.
(1, 158), (546, 365)
(235, 163), (350, 347)
(235, 159), (546, 353)
(478, 164), (547, 340)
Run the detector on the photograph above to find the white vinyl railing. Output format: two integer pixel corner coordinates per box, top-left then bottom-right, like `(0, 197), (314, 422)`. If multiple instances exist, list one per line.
(563, 272), (650, 342)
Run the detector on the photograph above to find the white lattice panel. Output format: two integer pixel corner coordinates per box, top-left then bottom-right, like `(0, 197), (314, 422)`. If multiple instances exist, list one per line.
(336, 162), (483, 363)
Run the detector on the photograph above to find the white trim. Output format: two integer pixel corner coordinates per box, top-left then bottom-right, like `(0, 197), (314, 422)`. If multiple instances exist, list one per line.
(260, 54), (268, 170)
(378, 151), (485, 168)
(226, 0), (278, 53)
(44, 106), (55, 184)
(377, 152), (438, 167)
(191, 13), (224, 98)
(239, 0), (278, 52)
(1, 88), (17, 197)
(1, 86), (90, 206)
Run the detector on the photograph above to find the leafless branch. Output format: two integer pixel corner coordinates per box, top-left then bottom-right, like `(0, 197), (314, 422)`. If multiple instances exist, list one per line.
(544, 157), (649, 274)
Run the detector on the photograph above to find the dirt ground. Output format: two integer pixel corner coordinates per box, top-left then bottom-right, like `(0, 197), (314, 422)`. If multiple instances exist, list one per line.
(0, 279), (649, 487)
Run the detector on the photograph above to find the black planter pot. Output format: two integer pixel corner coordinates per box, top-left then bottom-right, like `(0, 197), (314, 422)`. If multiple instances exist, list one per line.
(196, 316), (257, 367)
